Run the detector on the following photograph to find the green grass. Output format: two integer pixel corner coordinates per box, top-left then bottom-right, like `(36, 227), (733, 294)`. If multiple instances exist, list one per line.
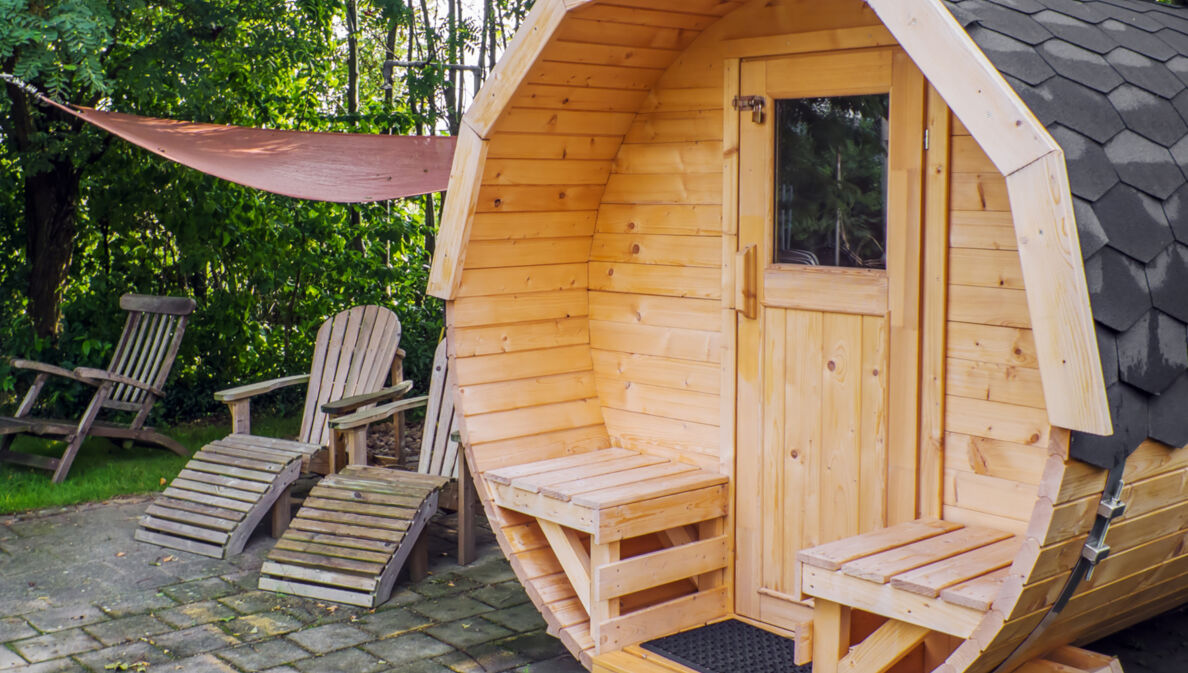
(0, 413), (300, 515)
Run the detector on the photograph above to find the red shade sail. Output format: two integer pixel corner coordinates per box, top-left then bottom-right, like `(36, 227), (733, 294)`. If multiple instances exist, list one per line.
(46, 99), (456, 203)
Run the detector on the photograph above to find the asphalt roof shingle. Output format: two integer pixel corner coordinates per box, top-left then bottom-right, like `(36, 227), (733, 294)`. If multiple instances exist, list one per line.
(951, 0), (1188, 467)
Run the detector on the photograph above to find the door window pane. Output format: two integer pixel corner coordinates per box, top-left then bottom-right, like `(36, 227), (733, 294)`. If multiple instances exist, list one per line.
(774, 95), (889, 269)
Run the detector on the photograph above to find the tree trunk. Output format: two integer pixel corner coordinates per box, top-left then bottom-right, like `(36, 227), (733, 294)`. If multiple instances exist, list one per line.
(4, 79), (80, 341)
(24, 158), (80, 340)
(346, 0), (364, 252)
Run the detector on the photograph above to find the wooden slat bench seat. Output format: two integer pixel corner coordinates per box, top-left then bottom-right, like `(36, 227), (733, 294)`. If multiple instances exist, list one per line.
(797, 518), (1020, 673)
(485, 448), (730, 655)
(258, 465), (449, 607)
(135, 435), (321, 558)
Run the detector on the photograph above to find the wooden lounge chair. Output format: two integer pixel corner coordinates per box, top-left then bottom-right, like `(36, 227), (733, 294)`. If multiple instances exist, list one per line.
(136, 305), (409, 559)
(258, 339), (477, 607)
(0, 294), (196, 483)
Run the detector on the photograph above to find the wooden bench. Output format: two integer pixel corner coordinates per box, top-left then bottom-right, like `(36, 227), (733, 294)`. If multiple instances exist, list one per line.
(797, 518), (1019, 673)
(485, 448), (730, 654)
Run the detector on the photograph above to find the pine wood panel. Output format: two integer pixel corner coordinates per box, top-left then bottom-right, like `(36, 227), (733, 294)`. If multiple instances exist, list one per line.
(450, 319), (590, 358)
(590, 234), (720, 267)
(511, 84), (651, 113)
(469, 212), (598, 241)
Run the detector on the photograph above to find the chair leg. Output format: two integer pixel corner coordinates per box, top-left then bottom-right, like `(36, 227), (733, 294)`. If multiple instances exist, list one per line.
(272, 485), (293, 538)
(345, 428), (368, 467)
(16, 373), (49, 417)
(52, 433), (88, 484)
(457, 455), (476, 566)
(410, 534), (429, 582)
(0, 372), (47, 456)
(812, 599), (852, 673)
(52, 384), (110, 484)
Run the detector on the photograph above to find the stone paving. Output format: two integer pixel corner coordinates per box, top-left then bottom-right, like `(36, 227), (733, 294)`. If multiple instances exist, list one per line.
(0, 497), (583, 673)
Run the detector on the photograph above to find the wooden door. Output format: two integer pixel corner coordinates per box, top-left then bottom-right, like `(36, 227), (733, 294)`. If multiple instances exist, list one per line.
(733, 48), (927, 629)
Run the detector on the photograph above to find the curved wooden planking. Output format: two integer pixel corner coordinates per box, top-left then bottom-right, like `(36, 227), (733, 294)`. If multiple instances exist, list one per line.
(432, 0), (1175, 670)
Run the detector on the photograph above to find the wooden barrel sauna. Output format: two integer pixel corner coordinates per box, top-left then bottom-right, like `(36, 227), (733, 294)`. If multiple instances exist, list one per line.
(424, 0), (1188, 671)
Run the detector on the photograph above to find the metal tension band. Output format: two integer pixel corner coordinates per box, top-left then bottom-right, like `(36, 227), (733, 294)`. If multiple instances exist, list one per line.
(990, 457), (1127, 673)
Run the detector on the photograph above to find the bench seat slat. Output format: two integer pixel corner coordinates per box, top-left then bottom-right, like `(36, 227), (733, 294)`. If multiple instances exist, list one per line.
(572, 469), (728, 509)
(511, 455), (667, 493)
(939, 567), (1011, 611)
(841, 525), (1013, 584)
(796, 518), (962, 571)
(486, 448), (631, 485)
(890, 537), (1019, 597)
(542, 461), (699, 501)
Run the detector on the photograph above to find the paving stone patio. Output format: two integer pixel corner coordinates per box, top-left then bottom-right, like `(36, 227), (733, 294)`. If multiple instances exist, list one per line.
(0, 497), (583, 673)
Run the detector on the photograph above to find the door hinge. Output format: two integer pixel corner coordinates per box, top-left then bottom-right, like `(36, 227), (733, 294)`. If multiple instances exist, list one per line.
(924, 128), (931, 151)
(732, 95), (767, 124)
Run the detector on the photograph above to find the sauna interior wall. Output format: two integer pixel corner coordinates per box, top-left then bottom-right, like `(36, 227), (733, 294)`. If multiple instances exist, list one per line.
(590, 0), (889, 472)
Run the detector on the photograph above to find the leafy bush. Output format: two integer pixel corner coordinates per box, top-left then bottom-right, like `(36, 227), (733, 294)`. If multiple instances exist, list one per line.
(0, 0), (445, 424)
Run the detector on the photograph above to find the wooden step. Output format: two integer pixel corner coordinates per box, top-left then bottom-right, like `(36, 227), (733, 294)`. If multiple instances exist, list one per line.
(258, 465), (449, 607)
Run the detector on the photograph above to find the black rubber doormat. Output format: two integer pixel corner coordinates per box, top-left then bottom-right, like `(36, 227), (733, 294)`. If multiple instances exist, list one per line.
(640, 619), (812, 673)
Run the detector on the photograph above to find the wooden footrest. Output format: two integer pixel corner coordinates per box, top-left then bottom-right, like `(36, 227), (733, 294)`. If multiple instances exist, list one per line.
(136, 435), (321, 559)
(258, 465), (449, 607)
(799, 518), (1018, 638)
(486, 448), (728, 544)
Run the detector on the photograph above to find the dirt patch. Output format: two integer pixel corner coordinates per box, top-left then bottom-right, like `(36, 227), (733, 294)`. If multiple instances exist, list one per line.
(366, 418), (424, 471)
(1087, 604), (1188, 672)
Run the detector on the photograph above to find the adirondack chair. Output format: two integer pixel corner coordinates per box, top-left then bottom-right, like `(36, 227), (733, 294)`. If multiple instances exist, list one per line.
(258, 339), (476, 607)
(136, 305), (410, 559)
(0, 294), (196, 483)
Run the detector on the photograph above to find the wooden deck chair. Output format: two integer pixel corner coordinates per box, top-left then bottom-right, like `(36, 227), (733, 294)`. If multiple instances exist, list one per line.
(0, 294), (196, 483)
(258, 339), (475, 607)
(136, 305), (410, 559)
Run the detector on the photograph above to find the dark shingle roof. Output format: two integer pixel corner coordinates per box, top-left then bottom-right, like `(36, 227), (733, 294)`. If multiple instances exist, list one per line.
(946, 0), (1188, 467)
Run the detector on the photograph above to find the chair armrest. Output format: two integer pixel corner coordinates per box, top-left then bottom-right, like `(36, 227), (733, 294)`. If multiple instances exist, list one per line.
(73, 367), (166, 397)
(330, 395), (429, 431)
(8, 359), (98, 386)
(214, 374), (310, 402)
(321, 380), (414, 416)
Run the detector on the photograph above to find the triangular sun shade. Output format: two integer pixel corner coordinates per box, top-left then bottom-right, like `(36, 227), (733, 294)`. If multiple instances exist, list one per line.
(45, 98), (455, 203)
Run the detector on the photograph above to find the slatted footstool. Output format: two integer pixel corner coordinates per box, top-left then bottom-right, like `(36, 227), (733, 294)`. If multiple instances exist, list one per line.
(797, 518), (1018, 673)
(136, 435), (322, 558)
(258, 465), (449, 607)
(485, 448), (731, 654)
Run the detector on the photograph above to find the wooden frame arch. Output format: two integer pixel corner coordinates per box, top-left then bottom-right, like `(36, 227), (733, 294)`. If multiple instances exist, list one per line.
(426, 0), (1110, 432)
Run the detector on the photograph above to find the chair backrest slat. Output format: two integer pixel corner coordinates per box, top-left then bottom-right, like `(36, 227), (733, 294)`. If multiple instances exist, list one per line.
(342, 306), (380, 401)
(299, 317), (335, 443)
(128, 315), (179, 403)
(112, 312), (158, 401)
(103, 294), (195, 413)
(358, 310), (401, 396)
(418, 340), (461, 479)
(299, 306), (402, 447)
(107, 312), (142, 383)
(120, 314), (171, 403)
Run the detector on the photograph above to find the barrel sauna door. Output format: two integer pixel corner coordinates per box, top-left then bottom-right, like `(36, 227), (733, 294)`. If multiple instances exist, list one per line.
(733, 49), (926, 629)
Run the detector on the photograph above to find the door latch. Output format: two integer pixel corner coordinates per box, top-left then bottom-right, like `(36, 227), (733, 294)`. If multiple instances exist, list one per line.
(732, 95), (766, 124)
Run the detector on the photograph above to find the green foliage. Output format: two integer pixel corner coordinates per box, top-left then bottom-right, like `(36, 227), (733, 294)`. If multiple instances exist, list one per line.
(774, 95), (889, 269)
(0, 0), (449, 422)
(0, 413), (299, 514)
